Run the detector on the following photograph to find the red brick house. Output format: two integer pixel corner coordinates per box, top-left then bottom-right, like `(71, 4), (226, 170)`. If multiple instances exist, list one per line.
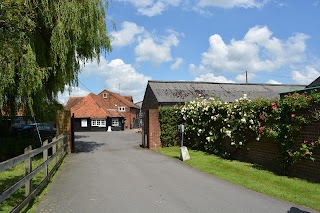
(65, 89), (139, 131)
(98, 89), (139, 129)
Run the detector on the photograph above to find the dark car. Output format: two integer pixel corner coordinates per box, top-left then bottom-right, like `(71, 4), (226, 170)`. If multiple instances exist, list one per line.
(18, 123), (56, 141)
(11, 119), (27, 135)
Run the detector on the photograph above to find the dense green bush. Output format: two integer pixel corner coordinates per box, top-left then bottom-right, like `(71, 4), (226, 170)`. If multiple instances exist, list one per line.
(262, 91), (320, 174)
(159, 92), (320, 174)
(159, 107), (182, 147)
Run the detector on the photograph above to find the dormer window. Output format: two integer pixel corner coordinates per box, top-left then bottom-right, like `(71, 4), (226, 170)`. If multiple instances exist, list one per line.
(118, 106), (126, 112)
(103, 93), (108, 98)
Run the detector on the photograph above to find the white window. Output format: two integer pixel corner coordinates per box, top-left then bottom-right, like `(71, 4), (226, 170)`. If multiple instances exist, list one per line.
(91, 119), (106, 127)
(103, 93), (108, 98)
(112, 118), (119, 126)
(81, 119), (87, 127)
(118, 106), (126, 112)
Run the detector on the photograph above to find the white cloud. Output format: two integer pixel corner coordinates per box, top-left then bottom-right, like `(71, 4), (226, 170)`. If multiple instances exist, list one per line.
(118, 0), (181, 17)
(194, 73), (235, 83)
(58, 86), (90, 105)
(135, 34), (179, 66)
(138, 1), (166, 16)
(171, 58), (183, 70)
(117, 0), (268, 16)
(195, 26), (309, 74)
(110, 21), (182, 67)
(267, 79), (282, 84)
(292, 66), (320, 85)
(235, 72), (256, 83)
(111, 22), (145, 47)
(196, 0), (267, 8)
(81, 57), (151, 102)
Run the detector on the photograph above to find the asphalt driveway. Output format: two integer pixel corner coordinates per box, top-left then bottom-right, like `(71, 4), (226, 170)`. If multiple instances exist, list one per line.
(36, 130), (318, 213)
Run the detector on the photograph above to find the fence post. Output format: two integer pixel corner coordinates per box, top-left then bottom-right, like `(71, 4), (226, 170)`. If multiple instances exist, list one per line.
(56, 110), (72, 153)
(43, 140), (48, 177)
(24, 145), (32, 197)
(52, 138), (57, 165)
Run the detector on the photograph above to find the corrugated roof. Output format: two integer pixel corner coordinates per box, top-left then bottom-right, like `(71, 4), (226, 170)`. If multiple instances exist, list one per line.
(307, 76), (320, 88)
(147, 81), (306, 103)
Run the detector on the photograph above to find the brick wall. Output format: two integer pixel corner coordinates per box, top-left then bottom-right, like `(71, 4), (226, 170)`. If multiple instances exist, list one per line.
(99, 92), (137, 129)
(227, 122), (320, 182)
(147, 109), (161, 150)
(153, 109), (320, 182)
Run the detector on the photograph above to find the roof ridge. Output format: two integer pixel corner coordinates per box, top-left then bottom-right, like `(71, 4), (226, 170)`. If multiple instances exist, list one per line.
(147, 80), (306, 87)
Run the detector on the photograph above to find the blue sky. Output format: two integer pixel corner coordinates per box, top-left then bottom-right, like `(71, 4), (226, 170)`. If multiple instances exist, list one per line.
(58, 0), (320, 103)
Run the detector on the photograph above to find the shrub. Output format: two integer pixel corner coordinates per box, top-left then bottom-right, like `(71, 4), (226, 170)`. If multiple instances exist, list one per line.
(159, 107), (183, 147)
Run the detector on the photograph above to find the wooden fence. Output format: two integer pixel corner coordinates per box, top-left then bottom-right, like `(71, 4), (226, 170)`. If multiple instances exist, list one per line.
(0, 134), (67, 212)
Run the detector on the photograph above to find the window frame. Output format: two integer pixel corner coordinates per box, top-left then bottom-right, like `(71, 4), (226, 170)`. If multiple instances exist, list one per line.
(118, 106), (126, 112)
(81, 119), (88, 127)
(112, 118), (119, 127)
(91, 119), (106, 127)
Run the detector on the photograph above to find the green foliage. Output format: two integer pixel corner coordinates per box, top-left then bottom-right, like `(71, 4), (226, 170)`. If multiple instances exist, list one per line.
(261, 91), (320, 174)
(179, 95), (270, 157)
(0, 0), (112, 119)
(159, 107), (182, 147)
(226, 96), (271, 148)
(159, 92), (320, 174)
(181, 97), (229, 156)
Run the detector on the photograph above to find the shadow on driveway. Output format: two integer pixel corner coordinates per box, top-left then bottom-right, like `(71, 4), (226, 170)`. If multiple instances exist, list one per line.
(74, 140), (104, 153)
(288, 207), (312, 213)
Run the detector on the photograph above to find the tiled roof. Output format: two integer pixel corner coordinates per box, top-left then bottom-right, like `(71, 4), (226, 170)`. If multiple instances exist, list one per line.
(66, 93), (123, 118)
(98, 89), (138, 109)
(64, 97), (84, 110)
(124, 96), (133, 102)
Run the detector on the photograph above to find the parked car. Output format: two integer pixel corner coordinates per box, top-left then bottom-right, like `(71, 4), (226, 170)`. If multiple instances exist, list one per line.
(11, 119), (27, 134)
(18, 123), (56, 141)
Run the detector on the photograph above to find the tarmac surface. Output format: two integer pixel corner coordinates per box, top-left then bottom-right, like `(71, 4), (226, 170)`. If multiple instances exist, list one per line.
(36, 130), (319, 213)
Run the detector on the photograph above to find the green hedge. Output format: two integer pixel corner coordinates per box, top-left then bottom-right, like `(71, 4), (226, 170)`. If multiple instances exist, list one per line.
(159, 107), (182, 147)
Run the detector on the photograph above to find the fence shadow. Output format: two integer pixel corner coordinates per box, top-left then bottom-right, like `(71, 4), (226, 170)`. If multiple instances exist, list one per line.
(287, 207), (311, 213)
(74, 140), (105, 153)
(74, 135), (89, 139)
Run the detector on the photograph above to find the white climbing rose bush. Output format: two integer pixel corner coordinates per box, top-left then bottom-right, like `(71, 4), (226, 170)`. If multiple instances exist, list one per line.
(180, 94), (265, 156)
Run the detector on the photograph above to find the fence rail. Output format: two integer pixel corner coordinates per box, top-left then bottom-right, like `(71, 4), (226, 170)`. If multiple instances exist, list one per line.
(0, 134), (67, 213)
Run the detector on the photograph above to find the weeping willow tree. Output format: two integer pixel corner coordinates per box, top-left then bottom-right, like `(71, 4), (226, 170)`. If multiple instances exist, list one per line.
(0, 0), (112, 121)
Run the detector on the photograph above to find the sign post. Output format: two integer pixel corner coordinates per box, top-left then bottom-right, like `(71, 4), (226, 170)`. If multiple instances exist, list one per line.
(178, 124), (190, 161)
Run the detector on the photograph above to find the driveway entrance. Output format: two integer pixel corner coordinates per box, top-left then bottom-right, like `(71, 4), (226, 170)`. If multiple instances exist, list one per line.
(36, 130), (318, 213)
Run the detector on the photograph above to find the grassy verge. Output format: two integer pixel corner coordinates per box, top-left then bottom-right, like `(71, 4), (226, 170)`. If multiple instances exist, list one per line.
(158, 146), (320, 211)
(0, 154), (63, 213)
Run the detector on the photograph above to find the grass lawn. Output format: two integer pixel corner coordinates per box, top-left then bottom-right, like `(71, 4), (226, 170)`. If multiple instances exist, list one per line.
(158, 146), (320, 211)
(0, 153), (62, 213)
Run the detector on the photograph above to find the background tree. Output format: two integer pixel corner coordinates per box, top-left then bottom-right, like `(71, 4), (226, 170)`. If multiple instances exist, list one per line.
(0, 0), (112, 120)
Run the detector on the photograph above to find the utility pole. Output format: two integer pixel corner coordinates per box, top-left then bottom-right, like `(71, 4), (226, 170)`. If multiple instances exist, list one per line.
(246, 71), (248, 84)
